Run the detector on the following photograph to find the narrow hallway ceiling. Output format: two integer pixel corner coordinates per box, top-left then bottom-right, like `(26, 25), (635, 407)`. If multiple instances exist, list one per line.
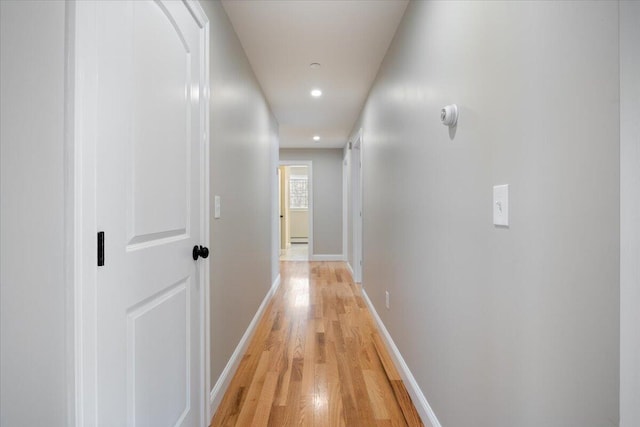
(221, 0), (409, 149)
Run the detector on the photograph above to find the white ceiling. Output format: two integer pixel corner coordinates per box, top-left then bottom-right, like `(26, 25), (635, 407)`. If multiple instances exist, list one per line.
(221, 0), (409, 149)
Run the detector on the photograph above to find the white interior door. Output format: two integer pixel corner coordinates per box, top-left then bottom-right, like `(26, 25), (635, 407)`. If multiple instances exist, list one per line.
(93, 1), (206, 425)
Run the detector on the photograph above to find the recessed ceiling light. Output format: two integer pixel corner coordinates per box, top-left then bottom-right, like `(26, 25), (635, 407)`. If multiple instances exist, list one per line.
(310, 89), (322, 97)
(310, 62), (321, 70)
(313, 135), (320, 141)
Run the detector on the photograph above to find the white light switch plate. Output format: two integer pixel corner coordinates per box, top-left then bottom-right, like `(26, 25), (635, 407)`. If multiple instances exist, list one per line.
(214, 195), (221, 219)
(493, 185), (509, 226)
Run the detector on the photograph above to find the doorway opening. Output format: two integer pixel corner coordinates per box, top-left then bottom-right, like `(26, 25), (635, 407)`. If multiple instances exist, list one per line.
(278, 162), (313, 261)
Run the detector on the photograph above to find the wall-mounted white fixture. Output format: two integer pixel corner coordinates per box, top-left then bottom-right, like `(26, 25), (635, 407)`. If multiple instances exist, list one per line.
(310, 88), (322, 97)
(313, 135), (320, 142)
(441, 104), (459, 127)
(493, 184), (509, 226)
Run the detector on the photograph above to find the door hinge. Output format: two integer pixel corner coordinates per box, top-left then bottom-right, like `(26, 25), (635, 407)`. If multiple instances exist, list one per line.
(97, 231), (105, 266)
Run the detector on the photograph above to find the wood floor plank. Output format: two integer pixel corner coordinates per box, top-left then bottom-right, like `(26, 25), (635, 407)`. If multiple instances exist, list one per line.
(327, 380), (346, 427)
(314, 363), (329, 426)
(234, 350), (271, 426)
(281, 369), (302, 427)
(301, 321), (315, 392)
(210, 261), (423, 427)
(363, 369), (390, 420)
(273, 321), (297, 406)
(390, 380), (424, 427)
(345, 338), (377, 427)
(372, 331), (402, 382)
(334, 346), (361, 427)
(251, 371), (279, 426)
(370, 366), (408, 425)
(267, 405), (286, 426)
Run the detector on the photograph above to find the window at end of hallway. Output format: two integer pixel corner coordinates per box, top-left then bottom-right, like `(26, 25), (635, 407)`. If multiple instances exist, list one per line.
(289, 175), (308, 209)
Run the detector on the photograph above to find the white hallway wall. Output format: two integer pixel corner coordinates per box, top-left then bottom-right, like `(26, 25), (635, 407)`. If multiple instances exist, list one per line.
(1, 1), (68, 425)
(352, 1), (620, 426)
(200, 0), (279, 390)
(280, 149), (343, 257)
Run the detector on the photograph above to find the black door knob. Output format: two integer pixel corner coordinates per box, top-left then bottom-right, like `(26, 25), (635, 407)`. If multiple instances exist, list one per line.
(192, 245), (209, 260)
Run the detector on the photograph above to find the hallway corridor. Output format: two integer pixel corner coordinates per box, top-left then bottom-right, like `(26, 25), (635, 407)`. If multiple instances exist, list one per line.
(210, 262), (423, 426)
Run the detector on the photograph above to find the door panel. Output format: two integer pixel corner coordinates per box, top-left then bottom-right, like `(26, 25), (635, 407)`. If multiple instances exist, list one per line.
(94, 1), (205, 426)
(129, 0), (190, 245)
(128, 279), (189, 426)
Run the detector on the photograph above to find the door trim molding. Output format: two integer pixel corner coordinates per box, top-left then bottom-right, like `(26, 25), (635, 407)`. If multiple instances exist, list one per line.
(342, 148), (349, 266)
(187, 1), (211, 425)
(64, 1), (78, 424)
(69, 1), (211, 425)
(72, 2), (100, 424)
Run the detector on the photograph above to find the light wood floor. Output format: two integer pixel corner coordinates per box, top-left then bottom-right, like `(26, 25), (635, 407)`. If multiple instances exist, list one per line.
(210, 261), (424, 427)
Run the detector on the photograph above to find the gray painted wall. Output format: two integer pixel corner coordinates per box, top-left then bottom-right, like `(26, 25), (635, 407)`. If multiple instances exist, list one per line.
(280, 149), (343, 256)
(0, 1), (68, 425)
(620, 1), (640, 426)
(201, 0), (279, 389)
(354, 1), (620, 426)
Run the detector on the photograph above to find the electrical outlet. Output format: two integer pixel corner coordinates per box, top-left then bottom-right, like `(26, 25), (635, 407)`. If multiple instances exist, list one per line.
(385, 291), (390, 309)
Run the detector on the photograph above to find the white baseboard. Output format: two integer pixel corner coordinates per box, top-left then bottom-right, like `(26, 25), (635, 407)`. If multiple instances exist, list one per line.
(208, 274), (281, 420)
(361, 289), (442, 427)
(310, 254), (345, 261)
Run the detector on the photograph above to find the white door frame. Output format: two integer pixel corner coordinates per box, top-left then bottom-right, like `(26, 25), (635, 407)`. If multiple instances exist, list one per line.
(67, 1), (211, 425)
(279, 161), (313, 259)
(278, 167), (283, 255)
(620, 2), (640, 424)
(342, 149), (349, 264)
(352, 129), (363, 283)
